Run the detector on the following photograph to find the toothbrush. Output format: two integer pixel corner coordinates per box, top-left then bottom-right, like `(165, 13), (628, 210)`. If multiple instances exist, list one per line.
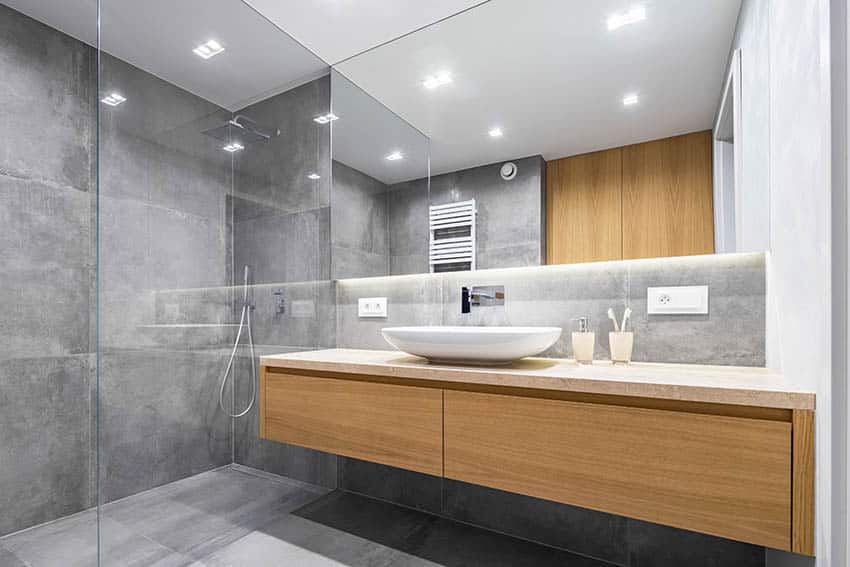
(620, 307), (632, 332)
(607, 308), (620, 332)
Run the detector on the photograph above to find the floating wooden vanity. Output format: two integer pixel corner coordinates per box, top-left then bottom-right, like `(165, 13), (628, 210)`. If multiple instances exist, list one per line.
(259, 349), (816, 556)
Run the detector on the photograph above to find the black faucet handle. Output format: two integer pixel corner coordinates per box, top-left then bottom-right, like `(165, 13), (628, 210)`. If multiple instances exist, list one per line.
(461, 286), (471, 314)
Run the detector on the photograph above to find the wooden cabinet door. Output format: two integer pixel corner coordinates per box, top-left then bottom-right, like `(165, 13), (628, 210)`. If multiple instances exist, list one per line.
(444, 389), (792, 550)
(622, 131), (715, 259)
(261, 371), (443, 476)
(546, 148), (623, 264)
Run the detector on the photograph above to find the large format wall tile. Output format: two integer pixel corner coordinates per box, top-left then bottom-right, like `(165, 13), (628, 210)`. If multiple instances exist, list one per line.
(0, 5), (96, 537)
(0, 4), (95, 194)
(386, 155), (545, 274)
(0, 356), (92, 536)
(336, 273), (443, 349)
(331, 161), (389, 279)
(97, 350), (232, 502)
(337, 252), (766, 366)
(625, 253), (766, 365)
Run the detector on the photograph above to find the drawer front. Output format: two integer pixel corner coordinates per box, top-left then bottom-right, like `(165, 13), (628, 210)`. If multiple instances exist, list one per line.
(262, 371), (443, 476)
(444, 390), (792, 550)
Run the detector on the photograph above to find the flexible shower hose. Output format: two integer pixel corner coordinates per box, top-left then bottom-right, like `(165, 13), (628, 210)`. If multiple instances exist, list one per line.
(218, 267), (256, 418)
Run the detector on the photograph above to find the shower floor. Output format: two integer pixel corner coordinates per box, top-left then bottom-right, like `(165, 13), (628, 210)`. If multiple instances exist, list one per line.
(0, 466), (612, 567)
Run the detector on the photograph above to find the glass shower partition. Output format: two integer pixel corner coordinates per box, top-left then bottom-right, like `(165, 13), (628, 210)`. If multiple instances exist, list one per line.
(0, 0), (99, 564)
(97, 0), (332, 562)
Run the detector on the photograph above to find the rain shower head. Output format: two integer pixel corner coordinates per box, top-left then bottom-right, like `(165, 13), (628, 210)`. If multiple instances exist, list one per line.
(202, 114), (279, 145)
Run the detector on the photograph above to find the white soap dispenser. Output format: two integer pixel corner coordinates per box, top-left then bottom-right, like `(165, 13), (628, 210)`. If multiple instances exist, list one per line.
(572, 317), (595, 364)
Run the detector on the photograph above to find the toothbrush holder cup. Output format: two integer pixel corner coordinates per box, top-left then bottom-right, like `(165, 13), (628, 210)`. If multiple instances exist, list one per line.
(609, 332), (634, 363)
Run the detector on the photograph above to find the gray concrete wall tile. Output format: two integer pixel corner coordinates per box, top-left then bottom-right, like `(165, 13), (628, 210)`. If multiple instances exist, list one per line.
(337, 253), (766, 366)
(336, 274), (442, 350)
(97, 350), (232, 503)
(0, 4), (96, 194)
(386, 156), (545, 274)
(0, 356), (93, 536)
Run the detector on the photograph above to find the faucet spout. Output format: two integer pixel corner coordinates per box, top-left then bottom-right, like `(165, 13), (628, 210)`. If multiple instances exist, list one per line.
(461, 285), (505, 314)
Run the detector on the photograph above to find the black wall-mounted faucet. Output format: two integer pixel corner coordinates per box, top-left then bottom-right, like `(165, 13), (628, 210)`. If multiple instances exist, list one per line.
(461, 285), (505, 314)
(461, 286), (471, 314)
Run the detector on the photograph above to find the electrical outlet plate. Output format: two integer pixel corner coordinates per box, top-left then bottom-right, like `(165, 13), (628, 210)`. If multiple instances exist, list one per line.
(647, 285), (709, 314)
(358, 297), (388, 318)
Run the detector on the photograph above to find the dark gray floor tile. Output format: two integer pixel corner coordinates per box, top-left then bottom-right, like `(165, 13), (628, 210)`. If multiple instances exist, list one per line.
(294, 491), (432, 549)
(626, 519), (764, 567)
(442, 479), (628, 565)
(408, 516), (613, 567)
(295, 491), (615, 567)
(338, 458), (442, 515)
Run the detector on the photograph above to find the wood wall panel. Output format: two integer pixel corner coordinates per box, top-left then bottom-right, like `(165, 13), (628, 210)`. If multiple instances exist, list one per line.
(262, 372), (443, 476)
(444, 389), (792, 550)
(546, 148), (623, 264)
(622, 130), (715, 259)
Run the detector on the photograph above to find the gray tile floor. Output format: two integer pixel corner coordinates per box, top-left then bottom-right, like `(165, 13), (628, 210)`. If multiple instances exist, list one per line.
(0, 466), (614, 567)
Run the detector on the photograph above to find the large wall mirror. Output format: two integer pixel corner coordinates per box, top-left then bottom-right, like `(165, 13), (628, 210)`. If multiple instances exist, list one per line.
(330, 0), (768, 278)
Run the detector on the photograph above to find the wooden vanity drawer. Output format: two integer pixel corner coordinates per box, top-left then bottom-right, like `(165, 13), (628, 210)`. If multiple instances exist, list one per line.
(261, 370), (443, 476)
(443, 389), (792, 550)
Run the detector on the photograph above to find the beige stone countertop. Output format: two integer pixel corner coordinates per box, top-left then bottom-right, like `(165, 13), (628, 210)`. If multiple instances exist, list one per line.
(260, 349), (815, 410)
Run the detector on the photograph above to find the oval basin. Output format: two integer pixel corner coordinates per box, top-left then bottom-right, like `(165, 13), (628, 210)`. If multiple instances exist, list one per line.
(381, 326), (562, 365)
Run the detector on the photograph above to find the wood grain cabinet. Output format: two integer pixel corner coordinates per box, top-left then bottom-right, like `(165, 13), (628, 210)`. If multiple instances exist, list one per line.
(260, 365), (814, 555)
(260, 369), (443, 476)
(546, 130), (715, 264)
(444, 390), (791, 550)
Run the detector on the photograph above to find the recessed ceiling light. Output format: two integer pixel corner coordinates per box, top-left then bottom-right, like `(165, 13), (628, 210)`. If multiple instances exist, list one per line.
(607, 5), (646, 31)
(622, 94), (639, 106)
(313, 112), (339, 124)
(385, 151), (403, 161)
(101, 92), (126, 106)
(223, 142), (244, 153)
(488, 127), (503, 138)
(307, 173), (321, 180)
(193, 39), (225, 59)
(422, 72), (452, 90)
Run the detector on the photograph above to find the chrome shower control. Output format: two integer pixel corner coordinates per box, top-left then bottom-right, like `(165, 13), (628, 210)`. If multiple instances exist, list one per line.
(273, 289), (285, 314)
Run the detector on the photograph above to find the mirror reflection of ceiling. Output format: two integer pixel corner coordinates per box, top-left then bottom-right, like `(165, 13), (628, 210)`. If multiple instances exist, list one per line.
(6, 0), (742, 179)
(3, 0), (484, 111)
(332, 72), (430, 185)
(2, 0), (329, 110)
(334, 0), (743, 176)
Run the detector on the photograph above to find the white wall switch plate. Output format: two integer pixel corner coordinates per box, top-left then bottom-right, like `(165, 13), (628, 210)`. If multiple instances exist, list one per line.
(647, 285), (709, 314)
(358, 297), (388, 318)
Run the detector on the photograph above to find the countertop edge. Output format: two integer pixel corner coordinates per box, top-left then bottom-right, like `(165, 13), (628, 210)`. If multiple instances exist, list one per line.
(259, 351), (816, 411)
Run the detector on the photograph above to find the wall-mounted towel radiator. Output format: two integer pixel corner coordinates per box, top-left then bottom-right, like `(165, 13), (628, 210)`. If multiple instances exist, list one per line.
(429, 199), (476, 272)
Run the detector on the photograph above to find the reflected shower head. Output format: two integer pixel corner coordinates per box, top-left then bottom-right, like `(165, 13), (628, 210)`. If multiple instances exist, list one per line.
(202, 114), (279, 145)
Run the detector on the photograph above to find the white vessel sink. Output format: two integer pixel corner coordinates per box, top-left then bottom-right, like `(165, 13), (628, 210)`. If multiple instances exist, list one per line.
(381, 326), (562, 365)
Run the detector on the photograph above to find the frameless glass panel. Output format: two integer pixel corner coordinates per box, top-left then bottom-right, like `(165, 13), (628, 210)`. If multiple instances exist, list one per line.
(330, 69), (431, 278)
(0, 0), (99, 563)
(334, 0), (768, 272)
(97, 0), (332, 560)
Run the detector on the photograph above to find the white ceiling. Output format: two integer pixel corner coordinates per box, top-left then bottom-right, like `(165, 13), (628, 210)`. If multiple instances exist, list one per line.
(3, 0), (329, 110)
(242, 0), (489, 65)
(334, 0), (744, 176)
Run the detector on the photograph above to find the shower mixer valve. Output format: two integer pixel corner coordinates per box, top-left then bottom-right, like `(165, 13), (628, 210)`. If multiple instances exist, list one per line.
(273, 289), (285, 314)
